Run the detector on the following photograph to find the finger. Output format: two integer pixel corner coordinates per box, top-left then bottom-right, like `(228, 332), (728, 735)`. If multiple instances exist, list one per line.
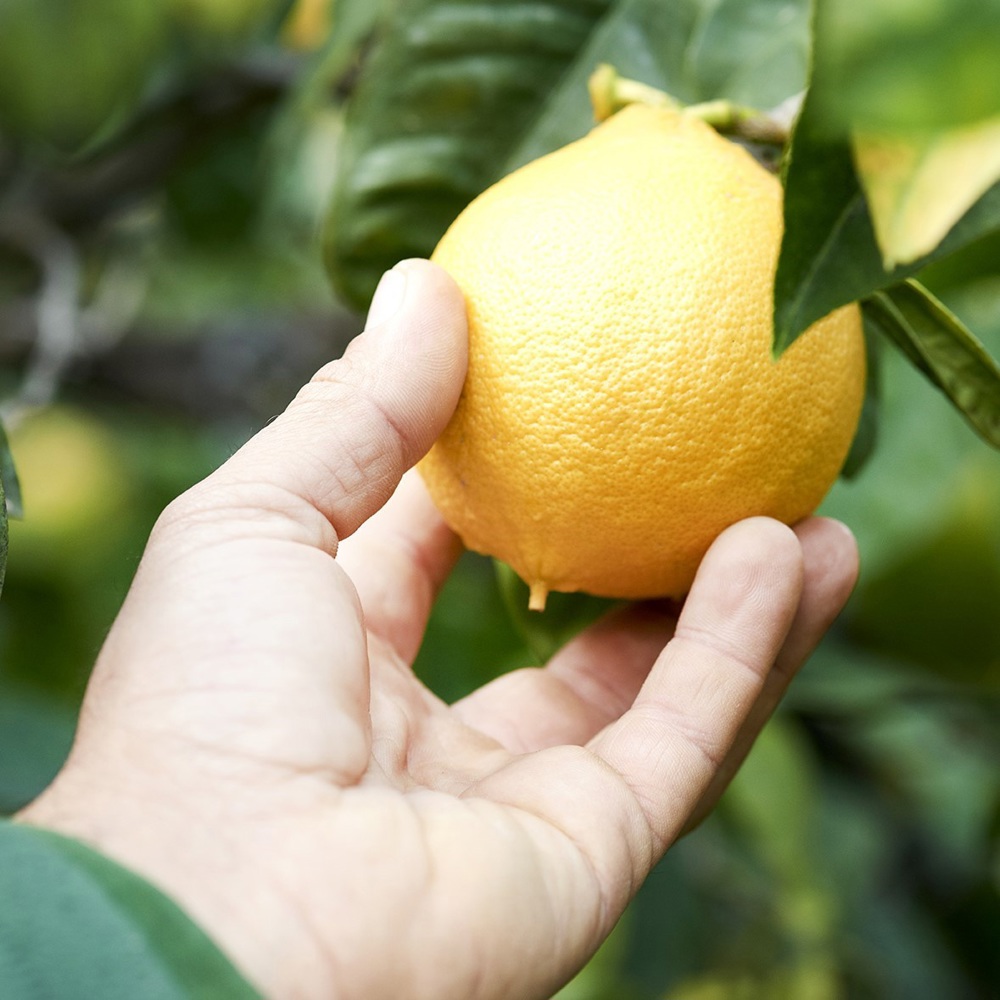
(76, 260), (467, 783)
(452, 602), (677, 751)
(775, 518), (859, 672)
(337, 471), (464, 663)
(682, 516), (858, 832)
(586, 517), (803, 851)
(166, 258), (468, 556)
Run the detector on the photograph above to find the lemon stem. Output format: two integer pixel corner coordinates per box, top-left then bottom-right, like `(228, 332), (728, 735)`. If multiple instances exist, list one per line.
(683, 99), (789, 145)
(528, 582), (549, 612)
(588, 63), (680, 122)
(588, 65), (788, 146)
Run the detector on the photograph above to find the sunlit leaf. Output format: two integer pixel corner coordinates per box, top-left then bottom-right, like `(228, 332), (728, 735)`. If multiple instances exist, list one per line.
(865, 281), (1000, 448)
(723, 717), (821, 890)
(774, 0), (1000, 352)
(0, 411), (16, 599)
(668, 963), (841, 1000)
(774, 89), (1000, 352)
(813, 0), (1000, 134)
(853, 116), (1000, 269)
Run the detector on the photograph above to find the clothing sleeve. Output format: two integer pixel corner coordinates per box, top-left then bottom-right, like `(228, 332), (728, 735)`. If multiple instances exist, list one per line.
(0, 820), (260, 999)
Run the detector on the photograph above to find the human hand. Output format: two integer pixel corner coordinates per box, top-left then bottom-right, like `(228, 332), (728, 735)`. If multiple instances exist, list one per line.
(19, 259), (858, 1000)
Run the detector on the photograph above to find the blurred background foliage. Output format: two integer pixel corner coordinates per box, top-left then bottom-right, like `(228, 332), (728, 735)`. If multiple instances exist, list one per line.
(0, 1), (998, 998)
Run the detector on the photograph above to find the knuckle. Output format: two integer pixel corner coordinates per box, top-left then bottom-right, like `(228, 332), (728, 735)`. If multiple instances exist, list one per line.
(671, 624), (768, 682)
(153, 479), (337, 553)
(285, 368), (410, 531)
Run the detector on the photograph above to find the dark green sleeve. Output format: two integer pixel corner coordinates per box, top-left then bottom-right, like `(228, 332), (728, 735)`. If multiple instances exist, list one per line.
(0, 821), (260, 999)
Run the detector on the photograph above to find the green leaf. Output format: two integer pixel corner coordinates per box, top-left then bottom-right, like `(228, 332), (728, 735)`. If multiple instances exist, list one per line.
(0, 418), (16, 600)
(774, 0), (1000, 352)
(864, 281), (1000, 449)
(325, 0), (811, 309)
(0, 471), (6, 601)
(723, 717), (821, 890)
(720, 717), (839, 981)
(845, 458), (1000, 686)
(504, 0), (810, 172)
(852, 116), (1000, 269)
(0, 822), (260, 999)
(324, 0), (616, 309)
(495, 560), (619, 665)
(0, 681), (76, 813)
(838, 319), (881, 480)
(553, 913), (636, 1000)
(819, 287), (1000, 580)
(0, 0), (169, 154)
(290, 0), (391, 105)
(0, 420), (23, 520)
(773, 89), (1000, 352)
(812, 0), (1000, 134)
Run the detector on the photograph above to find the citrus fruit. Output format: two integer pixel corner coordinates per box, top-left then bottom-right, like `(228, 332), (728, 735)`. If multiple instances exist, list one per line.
(282, 0), (333, 50)
(6, 407), (131, 577)
(0, 0), (168, 153)
(418, 104), (866, 609)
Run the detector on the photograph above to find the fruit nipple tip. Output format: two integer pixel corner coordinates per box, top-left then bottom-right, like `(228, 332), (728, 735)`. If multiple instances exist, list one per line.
(528, 582), (549, 613)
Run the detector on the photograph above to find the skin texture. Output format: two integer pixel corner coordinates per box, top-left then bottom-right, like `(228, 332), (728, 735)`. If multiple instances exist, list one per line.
(17, 260), (859, 1000)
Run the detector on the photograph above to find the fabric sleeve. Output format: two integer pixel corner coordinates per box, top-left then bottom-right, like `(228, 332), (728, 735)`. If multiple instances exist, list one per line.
(0, 820), (260, 999)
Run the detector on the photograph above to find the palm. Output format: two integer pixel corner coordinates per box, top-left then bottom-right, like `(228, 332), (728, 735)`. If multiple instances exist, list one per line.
(260, 613), (651, 1000)
(156, 472), (840, 1000)
(24, 472), (852, 1000)
(238, 478), (664, 998)
(20, 263), (858, 1000)
(292, 693), (614, 1000)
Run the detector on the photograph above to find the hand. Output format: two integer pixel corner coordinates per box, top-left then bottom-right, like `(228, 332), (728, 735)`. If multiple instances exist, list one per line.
(19, 259), (858, 1000)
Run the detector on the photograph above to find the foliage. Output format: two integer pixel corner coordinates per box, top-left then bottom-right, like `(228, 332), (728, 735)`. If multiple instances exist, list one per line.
(325, 0), (811, 308)
(1, 0), (999, 997)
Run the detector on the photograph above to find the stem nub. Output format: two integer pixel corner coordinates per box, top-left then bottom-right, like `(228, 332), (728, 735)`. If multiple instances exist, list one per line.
(588, 63), (679, 123)
(528, 582), (549, 612)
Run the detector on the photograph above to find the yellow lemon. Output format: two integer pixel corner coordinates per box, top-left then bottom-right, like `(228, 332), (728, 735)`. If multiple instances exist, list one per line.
(419, 105), (866, 609)
(6, 407), (130, 576)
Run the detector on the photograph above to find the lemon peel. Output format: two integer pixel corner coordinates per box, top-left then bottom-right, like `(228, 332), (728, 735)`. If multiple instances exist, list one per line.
(420, 105), (865, 609)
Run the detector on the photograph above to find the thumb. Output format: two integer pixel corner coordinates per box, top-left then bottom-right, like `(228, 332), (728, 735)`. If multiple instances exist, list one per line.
(179, 258), (467, 550)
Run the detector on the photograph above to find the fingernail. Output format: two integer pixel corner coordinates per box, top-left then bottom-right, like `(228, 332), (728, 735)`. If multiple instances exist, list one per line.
(365, 267), (408, 331)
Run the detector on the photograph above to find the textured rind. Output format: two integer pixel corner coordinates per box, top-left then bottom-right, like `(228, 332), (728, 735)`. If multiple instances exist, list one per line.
(419, 105), (866, 599)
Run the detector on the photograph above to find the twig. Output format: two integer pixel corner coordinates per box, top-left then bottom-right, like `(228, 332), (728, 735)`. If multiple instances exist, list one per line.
(0, 214), (82, 430)
(587, 64), (794, 147)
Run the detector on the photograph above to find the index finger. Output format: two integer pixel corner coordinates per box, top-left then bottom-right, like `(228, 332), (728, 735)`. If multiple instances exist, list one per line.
(336, 471), (463, 663)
